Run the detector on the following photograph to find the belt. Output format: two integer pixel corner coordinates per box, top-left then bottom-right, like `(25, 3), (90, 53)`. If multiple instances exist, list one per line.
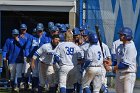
(89, 65), (101, 67)
(118, 72), (135, 75)
(40, 61), (53, 66)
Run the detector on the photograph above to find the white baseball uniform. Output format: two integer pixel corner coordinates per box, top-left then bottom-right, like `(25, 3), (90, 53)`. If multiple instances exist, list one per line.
(111, 39), (122, 61)
(115, 41), (137, 93)
(82, 43), (103, 93)
(33, 43), (55, 87)
(55, 42), (84, 89)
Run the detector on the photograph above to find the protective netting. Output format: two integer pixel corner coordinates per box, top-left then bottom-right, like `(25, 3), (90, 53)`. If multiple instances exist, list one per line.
(85, 0), (140, 77)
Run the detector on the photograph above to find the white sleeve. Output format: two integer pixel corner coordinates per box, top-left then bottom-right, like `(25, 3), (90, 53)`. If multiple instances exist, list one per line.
(55, 45), (61, 56)
(104, 45), (111, 59)
(36, 44), (46, 56)
(76, 46), (84, 59)
(86, 48), (93, 61)
(122, 46), (137, 65)
(111, 42), (116, 54)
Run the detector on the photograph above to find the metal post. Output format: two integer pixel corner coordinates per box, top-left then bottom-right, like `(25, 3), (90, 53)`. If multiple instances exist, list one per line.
(85, 0), (88, 24)
(79, 0), (83, 27)
(0, 11), (1, 49)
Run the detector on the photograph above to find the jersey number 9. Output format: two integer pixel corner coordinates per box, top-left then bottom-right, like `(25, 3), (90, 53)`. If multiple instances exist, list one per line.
(65, 47), (74, 55)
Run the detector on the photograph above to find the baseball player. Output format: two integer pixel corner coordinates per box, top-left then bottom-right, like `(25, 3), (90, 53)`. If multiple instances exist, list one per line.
(105, 27), (137, 93)
(79, 25), (87, 35)
(18, 23), (33, 90)
(54, 31), (84, 93)
(2, 29), (25, 92)
(65, 24), (70, 30)
(73, 27), (81, 45)
(25, 25), (51, 92)
(74, 29), (90, 93)
(59, 25), (68, 42)
(81, 30), (89, 43)
(81, 33), (103, 93)
(31, 35), (60, 93)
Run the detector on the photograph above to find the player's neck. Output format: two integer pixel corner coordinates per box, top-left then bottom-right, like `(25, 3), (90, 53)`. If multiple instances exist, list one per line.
(123, 41), (130, 45)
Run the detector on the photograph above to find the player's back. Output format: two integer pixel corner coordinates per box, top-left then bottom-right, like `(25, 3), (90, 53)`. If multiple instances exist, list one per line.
(86, 44), (103, 66)
(55, 42), (83, 66)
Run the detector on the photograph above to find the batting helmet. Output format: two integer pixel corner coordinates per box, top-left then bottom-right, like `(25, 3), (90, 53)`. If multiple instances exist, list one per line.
(12, 29), (19, 35)
(82, 29), (89, 36)
(20, 24), (27, 30)
(88, 33), (98, 44)
(73, 27), (80, 35)
(80, 25), (87, 31)
(65, 24), (70, 29)
(55, 23), (61, 28)
(50, 26), (58, 32)
(37, 23), (44, 29)
(36, 26), (43, 31)
(60, 27), (67, 33)
(48, 22), (54, 29)
(119, 27), (133, 40)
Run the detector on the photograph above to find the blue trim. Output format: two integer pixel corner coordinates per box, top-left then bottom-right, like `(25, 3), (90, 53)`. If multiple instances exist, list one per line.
(118, 62), (129, 69)
(112, 61), (117, 66)
(60, 87), (66, 93)
(121, 61), (131, 66)
(83, 87), (91, 93)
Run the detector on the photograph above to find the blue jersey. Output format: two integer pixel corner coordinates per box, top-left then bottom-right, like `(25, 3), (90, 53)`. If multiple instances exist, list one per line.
(25, 34), (51, 58)
(2, 37), (25, 64)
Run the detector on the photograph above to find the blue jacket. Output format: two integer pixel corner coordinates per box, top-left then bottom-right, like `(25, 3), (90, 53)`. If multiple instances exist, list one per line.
(25, 34), (51, 58)
(19, 33), (33, 57)
(2, 37), (25, 64)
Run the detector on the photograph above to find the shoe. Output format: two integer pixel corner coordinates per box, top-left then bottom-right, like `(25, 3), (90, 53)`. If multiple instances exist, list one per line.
(14, 87), (19, 93)
(20, 82), (24, 89)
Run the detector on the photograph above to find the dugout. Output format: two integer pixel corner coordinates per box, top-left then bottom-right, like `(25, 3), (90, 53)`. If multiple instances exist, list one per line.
(0, 0), (76, 48)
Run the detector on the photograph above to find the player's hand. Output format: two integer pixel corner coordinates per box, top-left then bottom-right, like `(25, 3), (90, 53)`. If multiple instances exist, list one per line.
(27, 58), (31, 63)
(3, 58), (7, 62)
(104, 65), (112, 71)
(31, 62), (35, 69)
(103, 59), (112, 66)
(113, 65), (118, 73)
(15, 36), (19, 41)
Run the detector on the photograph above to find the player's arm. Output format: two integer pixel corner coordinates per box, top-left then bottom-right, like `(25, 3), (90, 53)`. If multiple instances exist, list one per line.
(2, 39), (10, 60)
(81, 48), (92, 70)
(13, 36), (24, 48)
(31, 44), (45, 69)
(114, 46), (136, 71)
(2, 39), (10, 79)
(53, 45), (61, 64)
(102, 43), (112, 65)
(77, 47), (84, 65)
(113, 62), (129, 71)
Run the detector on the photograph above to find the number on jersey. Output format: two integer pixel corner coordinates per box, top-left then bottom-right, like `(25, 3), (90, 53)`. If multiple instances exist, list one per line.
(65, 47), (74, 55)
(98, 51), (101, 60)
